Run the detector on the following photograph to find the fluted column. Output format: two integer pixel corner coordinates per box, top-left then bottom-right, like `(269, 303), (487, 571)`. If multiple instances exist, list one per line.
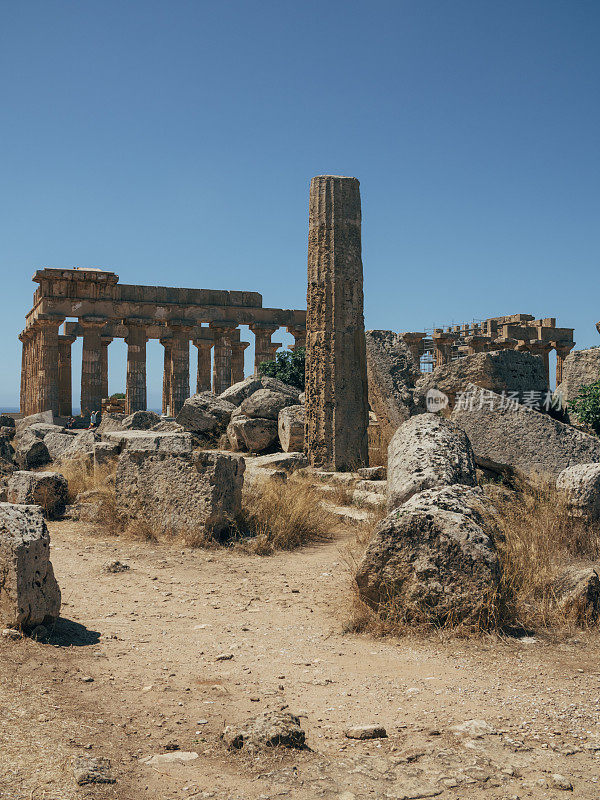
(170, 325), (191, 416)
(58, 334), (76, 417)
(528, 341), (552, 385)
(80, 318), (105, 415)
(100, 336), (112, 402)
(210, 322), (236, 395)
(250, 323), (278, 375)
(193, 339), (213, 393)
(160, 336), (172, 415)
(555, 343), (575, 386)
(401, 332), (426, 368)
(287, 325), (306, 352)
(36, 318), (63, 416)
(125, 321), (148, 414)
(231, 340), (249, 384)
(433, 332), (456, 366)
(19, 331), (29, 414)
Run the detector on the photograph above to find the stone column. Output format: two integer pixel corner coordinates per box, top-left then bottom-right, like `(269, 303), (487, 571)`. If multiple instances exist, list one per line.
(170, 326), (191, 416)
(19, 331), (29, 415)
(555, 343), (575, 386)
(250, 323), (278, 375)
(80, 318), (105, 415)
(401, 332), (426, 368)
(433, 332), (455, 366)
(100, 336), (112, 402)
(193, 339), (213, 393)
(306, 175), (369, 471)
(528, 341), (552, 385)
(57, 334), (76, 417)
(125, 322), (148, 414)
(160, 336), (172, 415)
(231, 340), (249, 384)
(36, 318), (63, 417)
(211, 322), (237, 395)
(287, 325), (307, 352)
(463, 335), (488, 356)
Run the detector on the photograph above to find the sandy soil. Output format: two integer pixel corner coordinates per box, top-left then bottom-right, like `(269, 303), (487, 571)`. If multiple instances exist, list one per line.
(1, 519), (600, 799)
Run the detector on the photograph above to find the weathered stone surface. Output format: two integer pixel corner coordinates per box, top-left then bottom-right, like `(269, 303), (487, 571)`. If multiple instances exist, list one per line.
(0, 426), (15, 440)
(345, 725), (387, 740)
(15, 410), (53, 434)
(219, 376), (301, 407)
(23, 422), (64, 440)
(122, 410), (161, 430)
(416, 349), (548, 410)
(96, 413), (126, 434)
(555, 347), (600, 419)
(355, 488), (501, 627)
(115, 449), (245, 539)
(44, 431), (78, 461)
(244, 452), (308, 472)
(387, 415), (477, 510)
(227, 415), (278, 453)
(7, 471), (68, 519)
(14, 431), (51, 470)
(278, 405), (305, 452)
(55, 430), (99, 463)
(93, 442), (120, 467)
(556, 463), (600, 520)
(0, 503), (61, 629)
(452, 386), (600, 477)
(0, 415), (15, 429)
(241, 389), (297, 420)
(105, 430), (194, 455)
(365, 330), (422, 447)
(357, 465), (387, 480)
(554, 566), (600, 623)
(152, 420), (184, 432)
(72, 756), (116, 785)
(176, 392), (235, 436)
(306, 175), (369, 471)
(223, 710), (306, 750)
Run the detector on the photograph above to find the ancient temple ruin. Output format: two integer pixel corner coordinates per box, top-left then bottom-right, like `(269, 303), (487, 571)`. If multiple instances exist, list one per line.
(19, 268), (306, 417)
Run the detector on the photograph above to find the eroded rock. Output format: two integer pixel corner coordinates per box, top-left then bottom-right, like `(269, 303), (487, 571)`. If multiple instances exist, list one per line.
(278, 404), (305, 452)
(6, 471), (68, 519)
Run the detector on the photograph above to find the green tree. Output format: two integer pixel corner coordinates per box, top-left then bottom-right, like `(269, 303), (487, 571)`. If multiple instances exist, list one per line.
(259, 347), (305, 390)
(110, 392), (126, 399)
(570, 379), (600, 435)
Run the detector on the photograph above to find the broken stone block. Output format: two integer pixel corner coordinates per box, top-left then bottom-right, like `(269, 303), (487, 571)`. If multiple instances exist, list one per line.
(6, 471), (68, 519)
(387, 414), (477, 510)
(44, 431), (78, 461)
(176, 392), (235, 436)
(278, 405), (305, 452)
(219, 376), (301, 407)
(15, 410), (54, 435)
(345, 725), (387, 740)
(0, 503), (61, 629)
(556, 463), (600, 520)
(72, 756), (116, 785)
(554, 566), (600, 623)
(115, 449), (245, 539)
(227, 416), (278, 453)
(122, 410), (160, 430)
(222, 710), (306, 750)
(241, 389), (298, 421)
(13, 431), (51, 470)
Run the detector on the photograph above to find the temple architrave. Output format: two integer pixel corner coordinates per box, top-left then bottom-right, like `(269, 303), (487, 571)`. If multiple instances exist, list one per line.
(19, 268), (306, 417)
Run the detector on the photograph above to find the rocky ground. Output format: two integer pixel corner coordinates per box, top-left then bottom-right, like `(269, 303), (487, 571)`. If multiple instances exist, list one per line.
(2, 519), (600, 799)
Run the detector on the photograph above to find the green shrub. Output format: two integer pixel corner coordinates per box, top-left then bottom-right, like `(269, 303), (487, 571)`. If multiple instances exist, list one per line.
(570, 379), (600, 435)
(259, 347), (305, 390)
(110, 392), (126, 399)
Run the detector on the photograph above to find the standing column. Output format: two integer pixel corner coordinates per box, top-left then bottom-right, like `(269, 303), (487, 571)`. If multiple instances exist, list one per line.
(528, 341), (552, 385)
(170, 325), (191, 416)
(19, 331), (28, 414)
(231, 340), (249, 384)
(401, 332), (426, 368)
(27, 327), (41, 413)
(210, 322), (236, 395)
(57, 334), (76, 417)
(36, 318), (63, 417)
(125, 321), (148, 414)
(160, 336), (172, 415)
(249, 323), (278, 375)
(433, 332), (456, 366)
(287, 325), (307, 351)
(80, 318), (105, 415)
(555, 343), (575, 386)
(100, 336), (112, 402)
(193, 339), (213, 393)
(306, 175), (369, 471)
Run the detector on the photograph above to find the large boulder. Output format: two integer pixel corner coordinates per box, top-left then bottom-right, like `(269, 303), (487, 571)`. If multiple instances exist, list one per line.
(13, 431), (51, 470)
(227, 416), (278, 453)
(115, 449), (245, 540)
(365, 330), (423, 447)
(6, 471), (68, 520)
(416, 349), (548, 411)
(555, 348), (600, 421)
(44, 431), (78, 461)
(240, 389), (297, 420)
(452, 385), (600, 477)
(355, 485), (502, 628)
(0, 503), (61, 629)
(278, 405), (305, 452)
(219, 376), (301, 407)
(15, 410), (53, 434)
(122, 410), (161, 430)
(176, 392), (235, 437)
(387, 414), (477, 510)
(556, 463), (600, 520)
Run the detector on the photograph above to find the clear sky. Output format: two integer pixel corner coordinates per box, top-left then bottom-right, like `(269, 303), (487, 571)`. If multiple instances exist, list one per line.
(1, 0), (598, 409)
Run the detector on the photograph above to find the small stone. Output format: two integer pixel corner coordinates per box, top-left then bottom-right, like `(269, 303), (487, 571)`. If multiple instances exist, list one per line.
(552, 774), (573, 791)
(1, 628), (22, 640)
(145, 751), (199, 765)
(449, 719), (497, 738)
(80, 676), (94, 683)
(72, 756), (116, 785)
(215, 653), (234, 661)
(345, 724), (387, 740)
(104, 560), (130, 573)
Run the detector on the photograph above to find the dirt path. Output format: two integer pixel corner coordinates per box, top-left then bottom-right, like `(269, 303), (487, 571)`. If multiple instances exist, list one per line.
(2, 520), (600, 799)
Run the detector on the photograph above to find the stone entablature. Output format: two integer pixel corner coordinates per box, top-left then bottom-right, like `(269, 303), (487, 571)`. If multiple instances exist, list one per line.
(402, 313), (574, 385)
(20, 268), (306, 418)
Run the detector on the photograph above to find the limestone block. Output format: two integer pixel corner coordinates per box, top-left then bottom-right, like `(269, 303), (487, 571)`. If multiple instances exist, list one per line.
(7, 471), (68, 519)
(554, 347), (600, 420)
(0, 503), (61, 629)
(44, 431), (78, 461)
(241, 389), (298, 421)
(226, 416), (278, 453)
(556, 463), (600, 520)
(15, 410), (54, 435)
(55, 430), (99, 464)
(452, 386), (600, 477)
(387, 415), (477, 510)
(104, 430), (194, 455)
(14, 431), (51, 470)
(115, 449), (245, 539)
(176, 392), (235, 436)
(122, 410), (160, 430)
(278, 405), (305, 452)
(223, 710), (306, 751)
(219, 376), (300, 407)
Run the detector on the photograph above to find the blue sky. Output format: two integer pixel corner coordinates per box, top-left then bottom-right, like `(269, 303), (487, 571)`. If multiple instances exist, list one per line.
(1, 0), (598, 409)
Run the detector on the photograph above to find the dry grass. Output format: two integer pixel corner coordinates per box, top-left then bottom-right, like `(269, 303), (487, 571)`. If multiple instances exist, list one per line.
(56, 456), (116, 503)
(235, 475), (339, 555)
